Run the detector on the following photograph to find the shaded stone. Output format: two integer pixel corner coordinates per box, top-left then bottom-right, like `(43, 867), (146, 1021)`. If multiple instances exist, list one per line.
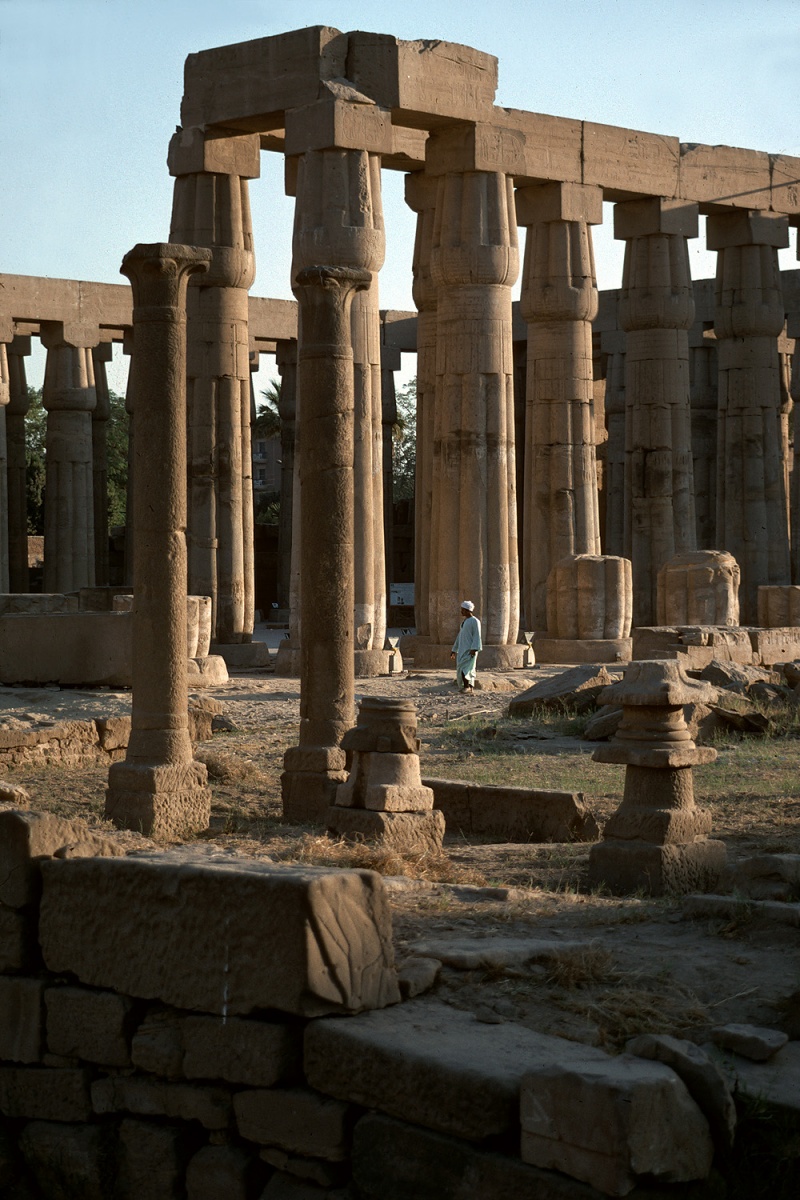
(326, 808), (444, 854)
(729, 853), (800, 901)
(625, 1033), (736, 1152)
(234, 1086), (353, 1158)
(131, 1010), (301, 1086)
(0, 978), (44, 1063)
(92, 1074), (231, 1130)
(0, 808), (120, 908)
(186, 1144), (257, 1200)
(396, 956), (441, 1000)
(582, 706), (623, 741)
(710, 1023), (789, 1063)
(423, 778), (598, 842)
(509, 665), (616, 716)
(657, 551), (740, 627)
(0, 905), (36, 973)
(0, 1068), (92, 1121)
(18, 1121), (114, 1200)
(45, 985), (135, 1067)
(116, 1117), (189, 1200)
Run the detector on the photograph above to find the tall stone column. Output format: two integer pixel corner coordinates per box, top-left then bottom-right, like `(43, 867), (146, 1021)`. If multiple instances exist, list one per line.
(106, 242), (212, 839)
(275, 339), (298, 612)
(122, 330), (135, 587)
(789, 314), (800, 583)
(0, 343), (9, 593)
(91, 342), (113, 586)
(405, 172), (438, 641)
(6, 337), (32, 592)
(168, 127), (259, 650)
(602, 329), (626, 557)
(418, 132), (523, 668)
(688, 326), (718, 550)
(380, 344), (400, 604)
(40, 323), (97, 594)
(707, 210), (790, 623)
(778, 327), (793, 533)
(517, 182), (603, 632)
(615, 199), (699, 627)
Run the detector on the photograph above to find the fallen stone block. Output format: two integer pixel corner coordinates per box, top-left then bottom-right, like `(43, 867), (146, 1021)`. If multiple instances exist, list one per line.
(683, 894), (800, 927)
(131, 1010), (301, 1086)
(408, 935), (594, 972)
(92, 1075), (231, 1130)
(39, 852), (400, 1018)
(0, 1067), (92, 1121)
(691, 660), (778, 693)
(704, 1040), (800, 1120)
(187, 655), (230, 686)
(625, 1033), (736, 1152)
(710, 1023), (789, 1062)
(116, 1117), (190, 1200)
(520, 1054), (714, 1196)
(588, 838), (727, 896)
(234, 1086), (353, 1159)
(396, 956), (441, 1000)
(632, 626), (753, 664)
(326, 807), (445, 854)
(261, 1171), (347, 1199)
(423, 778), (598, 842)
(582, 706), (623, 740)
(18, 1121), (115, 1200)
(729, 853), (800, 901)
(509, 665), (616, 717)
(0, 809), (122, 909)
(45, 985), (135, 1067)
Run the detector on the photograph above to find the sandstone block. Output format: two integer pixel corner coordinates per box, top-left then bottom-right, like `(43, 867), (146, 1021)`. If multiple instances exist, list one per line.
(187, 655), (230, 686)
(520, 1055), (713, 1196)
(0, 1067), (92, 1121)
(116, 1117), (189, 1200)
(658, 551), (740, 627)
(749, 628), (800, 666)
(105, 759), (211, 839)
(509, 666), (615, 717)
(39, 853), (399, 1018)
(0, 978), (43, 1063)
(0, 906), (36, 973)
(131, 1010), (300, 1086)
(186, 1144), (256, 1200)
(583, 122), (679, 198)
(546, 555), (632, 640)
(423, 778), (598, 843)
(282, 770), (349, 825)
(0, 809), (120, 908)
(92, 1075), (231, 1130)
(588, 839), (727, 896)
(304, 999), (610, 1142)
(626, 1034), (736, 1152)
(18, 1121), (114, 1200)
(168, 125), (261, 178)
(326, 808), (445, 853)
(95, 715), (131, 752)
(729, 853), (800, 901)
(234, 1086), (352, 1159)
(710, 1023), (789, 1062)
(397, 956), (441, 1000)
(45, 985), (134, 1067)
(533, 637), (632, 665)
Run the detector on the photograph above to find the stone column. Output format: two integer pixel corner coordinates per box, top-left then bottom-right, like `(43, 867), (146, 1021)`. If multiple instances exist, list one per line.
(91, 342), (113, 586)
(517, 182), (603, 632)
(106, 242), (212, 839)
(689, 326), (718, 550)
(602, 329), (626, 557)
(122, 330), (135, 587)
(40, 323), (97, 593)
(419, 133), (523, 668)
(789, 315), (800, 583)
(779, 327), (794, 533)
(275, 339), (298, 612)
(6, 337), (32, 592)
(615, 199), (699, 628)
(707, 211), (790, 623)
(0, 343), (9, 592)
(380, 344), (400, 604)
(168, 127), (259, 650)
(405, 172), (438, 642)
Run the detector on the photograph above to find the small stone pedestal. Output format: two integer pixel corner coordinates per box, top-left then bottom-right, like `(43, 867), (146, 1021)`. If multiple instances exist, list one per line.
(589, 660), (726, 895)
(328, 699), (444, 854)
(657, 550), (740, 627)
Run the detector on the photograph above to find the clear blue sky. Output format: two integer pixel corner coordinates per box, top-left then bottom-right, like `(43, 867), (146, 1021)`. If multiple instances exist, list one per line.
(2, 0), (798, 389)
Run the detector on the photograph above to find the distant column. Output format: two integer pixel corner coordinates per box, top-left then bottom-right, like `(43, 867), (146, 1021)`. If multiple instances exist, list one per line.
(789, 314), (800, 582)
(601, 329), (626, 557)
(380, 344), (400, 604)
(707, 210), (790, 623)
(6, 337), (32, 592)
(40, 323), (97, 593)
(0, 343), (9, 592)
(106, 241), (212, 839)
(688, 326), (718, 550)
(615, 198), (699, 627)
(517, 182), (603, 631)
(91, 342), (113, 586)
(275, 339), (298, 612)
(122, 330), (135, 587)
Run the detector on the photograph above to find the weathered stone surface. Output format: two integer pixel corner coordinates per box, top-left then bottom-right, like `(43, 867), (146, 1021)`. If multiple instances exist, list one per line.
(304, 999), (610, 1142)
(45, 985), (134, 1066)
(0, 612), (133, 687)
(704, 1040), (800, 1118)
(408, 936), (593, 973)
(92, 1074), (231, 1129)
(186, 1144), (256, 1200)
(749, 628), (800, 667)
(710, 1023), (788, 1062)
(396, 956), (441, 1000)
(259, 1145), (349, 1188)
(533, 637), (632, 665)
(631, 626), (753, 665)
(683, 893), (800, 927)
(509, 666), (615, 716)
(105, 759), (212, 840)
(729, 853), (800, 901)
(693, 660), (778, 693)
(131, 1010), (301, 1086)
(0, 905), (35, 973)
(625, 1034), (736, 1152)
(0, 782), (29, 805)
(424, 778), (599, 843)
(658, 551), (740, 628)
(116, 1117), (188, 1200)
(327, 807), (444, 853)
(520, 1054), (713, 1196)
(0, 978), (43, 1063)
(588, 839), (727, 896)
(0, 1067), (92, 1121)
(18, 1121), (114, 1200)
(39, 853), (399, 1017)
(262, 1171), (349, 1199)
(234, 1086), (352, 1158)
(0, 808), (120, 908)
(582, 706), (623, 741)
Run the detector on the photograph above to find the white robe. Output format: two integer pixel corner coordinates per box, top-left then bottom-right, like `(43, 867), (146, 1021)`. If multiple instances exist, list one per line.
(452, 614), (482, 688)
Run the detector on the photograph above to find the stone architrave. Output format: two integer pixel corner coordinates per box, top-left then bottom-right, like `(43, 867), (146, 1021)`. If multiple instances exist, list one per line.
(39, 322), (98, 594)
(657, 550), (740, 627)
(0, 343), (9, 592)
(517, 182), (603, 633)
(405, 171), (439, 643)
(689, 326), (718, 550)
(537, 553), (632, 664)
(91, 343), (113, 586)
(168, 127), (260, 650)
(106, 242), (213, 839)
(6, 337), (32, 592)
(790, 314), (800, 583)
(275, 339), (298, 611)
(601, 329), (626, 558)
(708, 210), (791, 624)
(419, 138), (523, 669)
(615, 199), (699, 628)
(589, 660), (726, 896)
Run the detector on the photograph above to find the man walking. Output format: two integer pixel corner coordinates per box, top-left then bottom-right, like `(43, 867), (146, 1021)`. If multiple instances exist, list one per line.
(450, 601), (482, 692)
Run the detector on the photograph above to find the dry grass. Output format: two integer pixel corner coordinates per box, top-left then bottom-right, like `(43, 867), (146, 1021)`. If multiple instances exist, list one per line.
(194, 748), (272, 787)
(544, 943), (620, 990)
(560, 981), (709, 1049)
(268, 832), (489, 885)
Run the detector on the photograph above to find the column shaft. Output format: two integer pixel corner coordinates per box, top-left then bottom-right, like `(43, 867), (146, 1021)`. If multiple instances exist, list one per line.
(91, 344), (112, 586)
(0, 346), (9, 592)
(6, 338), (31, 592)
(275, 340), (297, 612)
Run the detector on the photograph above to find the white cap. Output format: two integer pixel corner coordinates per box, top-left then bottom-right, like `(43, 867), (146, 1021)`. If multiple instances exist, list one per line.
(460, 600), (475, 611)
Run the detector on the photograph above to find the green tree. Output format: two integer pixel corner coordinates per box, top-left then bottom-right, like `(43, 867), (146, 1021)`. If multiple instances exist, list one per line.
(106, 391), (129, 528)
(255, 378), (281, 438)
(392, 378), (416, 502)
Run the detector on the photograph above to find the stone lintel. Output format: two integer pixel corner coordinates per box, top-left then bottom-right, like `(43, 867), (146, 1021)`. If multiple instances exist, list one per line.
(614, 197), (699, 240)
(425, 122), (526, 177)
(515, 181), (603, 227)
(168, 126), (261, 179)
(284, 98), (392, 156)
(583, 121), (681, 200)
(706, 209), (790, 250)
(679, 142), (772, 212)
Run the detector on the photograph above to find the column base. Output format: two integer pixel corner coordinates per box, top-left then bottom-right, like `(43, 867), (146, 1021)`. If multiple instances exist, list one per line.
(274, 642), (403, 678)
(413, 643), (527, 670)
(187, 656), (229, 687)
(210, 642), (271, 668)
(105, 760), (211, 839)
(588, 837), (727, 896)
(534, 637), (632, 665)
(281, 745), (348, 824)
(326, 807), (445, 854)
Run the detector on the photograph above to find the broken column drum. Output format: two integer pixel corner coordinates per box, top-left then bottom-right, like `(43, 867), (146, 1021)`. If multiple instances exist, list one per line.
(589, 659), (726, 896)
(657, 550), (740, 627)
(539, 553), (633, 664)
(106, 242), (213, 840)
(329, 698), (444, 853)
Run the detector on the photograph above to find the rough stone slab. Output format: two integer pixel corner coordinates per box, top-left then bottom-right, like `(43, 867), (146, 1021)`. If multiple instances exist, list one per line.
(211, 641), (270, 668)
(682, 894), (800, 927)
(45, 985), (134, 1067)
(116, 1117), (189, 1200)
(582, 706), (623, 741)
(186, 1144), (255, 1200)
(0, 808), (121, 908)
(105, 759), (211, 840)
(408, 936), (592, 972)
(0, 612), (134, 686)
(0, 977), (43, 1063)
(583, 121), (679, 199)
(131, 1010), (301, 1086)
(710, 1023), (788, 1062)
(693, 660), (779, 693)
(704, 1040), (800, 1118)
(92, 1075), (231, 1130)
(187, 655), (230, 686)
(18, 1121), (115, 1200)
(0, 782), (29, 805)
(0, 1067), (92, 1121)
(423, 778), (599, 843)
(748, 628), (800, 666)
(39, 852), (399, 1018)
(508, 666), (615, 716)
(304, 999), (610, 1142)
(327, 808), (445, 854)
(626, 1034), (736, 1152)
(632, 626), (753, 664)
(729, 853), (800, 901)
(520, 1054), (713, 1196)
(0, 905), (36, 973)
(234, 1086), (352, 1159)
(588, 839), (727, 896)
(397, 956), (441, 1000)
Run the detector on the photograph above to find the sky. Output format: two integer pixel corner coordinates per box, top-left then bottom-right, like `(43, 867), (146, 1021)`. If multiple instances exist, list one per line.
(2, 0), (799, 392)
